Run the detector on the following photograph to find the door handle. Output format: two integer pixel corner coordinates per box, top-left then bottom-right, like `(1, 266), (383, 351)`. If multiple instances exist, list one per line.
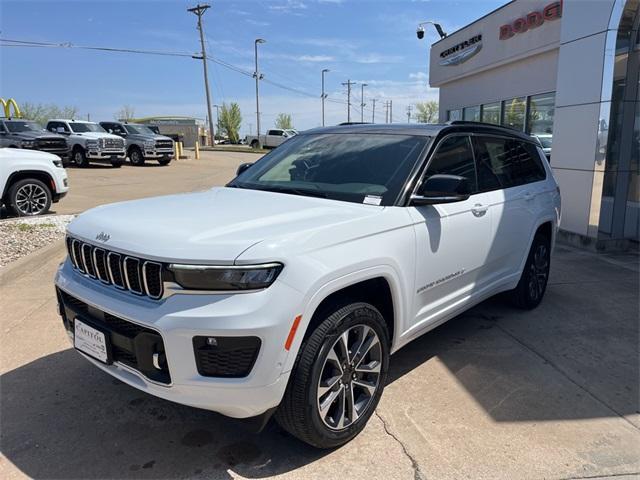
(471, 203), (489, 217)
(522, 191), (534, 201)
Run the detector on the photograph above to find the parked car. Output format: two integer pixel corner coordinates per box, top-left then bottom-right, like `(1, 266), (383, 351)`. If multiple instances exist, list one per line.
(55, 121), (560, 448)
(46, 120), (126, 168)
(0, 119), (69, 159)
(99, 121), (174, 166)
(1, 148), (68, 216)
(533, 133), (552, 161)
(245, 128), (297, 149)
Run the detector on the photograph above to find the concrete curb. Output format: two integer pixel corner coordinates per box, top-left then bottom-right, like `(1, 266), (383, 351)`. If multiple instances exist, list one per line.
(0, 239), (66, 287)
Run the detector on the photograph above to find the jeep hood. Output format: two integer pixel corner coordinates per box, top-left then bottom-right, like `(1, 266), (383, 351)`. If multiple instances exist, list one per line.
(67, 187), (396, 264)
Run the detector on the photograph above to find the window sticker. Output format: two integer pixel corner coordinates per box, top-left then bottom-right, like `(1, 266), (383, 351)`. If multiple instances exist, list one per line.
(363, 195), (382, 206)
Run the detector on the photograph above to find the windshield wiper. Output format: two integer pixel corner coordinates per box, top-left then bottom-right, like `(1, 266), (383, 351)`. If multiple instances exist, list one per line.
(256, 185), (328, 199)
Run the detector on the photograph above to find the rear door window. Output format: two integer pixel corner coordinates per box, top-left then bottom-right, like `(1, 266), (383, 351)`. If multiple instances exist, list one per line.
(473, 136), (546, 191)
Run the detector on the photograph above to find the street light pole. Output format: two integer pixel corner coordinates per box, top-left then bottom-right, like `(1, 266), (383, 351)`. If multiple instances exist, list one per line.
(213, 104), (221, 142)
(188, 4), (215, 147)
(321, 68), (329, 127)
(360, 83), (368, 123)
(372, 98), (376, 123)
(254, 38), (266, 148)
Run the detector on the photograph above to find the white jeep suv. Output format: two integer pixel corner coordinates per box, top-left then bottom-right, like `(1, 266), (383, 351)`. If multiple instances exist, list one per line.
(54, 122), (561, 448)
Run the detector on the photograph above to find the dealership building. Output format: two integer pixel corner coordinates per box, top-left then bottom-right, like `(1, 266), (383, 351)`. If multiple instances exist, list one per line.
(429, 0), (639, 249)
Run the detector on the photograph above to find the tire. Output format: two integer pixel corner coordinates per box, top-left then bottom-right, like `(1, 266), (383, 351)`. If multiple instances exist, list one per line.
(8, 178), (52, 216)
(129, 148), (145, 166)
(509, 232), (551, 309)
(250, 140), (259, 149)
(111, 159), (124, 168)
(72, 148), (88, 167)
(276, 302), (390, 448)
(158, 158), (171, 166)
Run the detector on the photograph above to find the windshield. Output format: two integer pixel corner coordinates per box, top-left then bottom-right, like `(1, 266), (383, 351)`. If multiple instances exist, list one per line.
(5, 121), (45, 133)
(124, 124), (156, 135)
(230, 133), (430, 206)
(537, 136), (553, 148)
(69, 122), (106, 133)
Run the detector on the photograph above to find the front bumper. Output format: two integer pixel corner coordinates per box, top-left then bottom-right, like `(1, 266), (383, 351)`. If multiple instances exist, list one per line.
(143, 149), (174, 159)
(54, 260), (302, 418)
(86, 149), (126, 161)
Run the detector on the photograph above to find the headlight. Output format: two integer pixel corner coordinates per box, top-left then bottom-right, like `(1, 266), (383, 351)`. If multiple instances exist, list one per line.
(168, 263), (283, 291)
(21, 140), (35, 148)
(86, 140), (99, 149)
(52, 158), (63, 168)
(144, 140), (155, 149)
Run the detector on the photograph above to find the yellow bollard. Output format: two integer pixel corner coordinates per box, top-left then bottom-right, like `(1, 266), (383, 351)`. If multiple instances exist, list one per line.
(195, 141), (200, 160)
(178, 141), (185, 159)
(173, 141), (179, 159)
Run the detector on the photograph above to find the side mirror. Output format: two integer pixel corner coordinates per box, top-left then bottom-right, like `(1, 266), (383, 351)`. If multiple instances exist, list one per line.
(410, 174), (471, 206)
(236, 162), (254, 176)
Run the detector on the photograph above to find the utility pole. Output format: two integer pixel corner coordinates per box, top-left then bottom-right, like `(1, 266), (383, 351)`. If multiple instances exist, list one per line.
(321, 69), (329, 127)
(372, 99), (377, 123)
(342, 79), (356, 123)
(406, 105), (413, 123)
(360, 83), (368, 123)
(384, 101), (389, 123)
(390, 100), (393, 123)
(254, 38), (266, 148)
(188, 4), (215, 147)
(213, 104), (221, 141)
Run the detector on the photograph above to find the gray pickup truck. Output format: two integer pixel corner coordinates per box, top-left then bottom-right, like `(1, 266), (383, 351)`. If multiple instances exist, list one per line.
(100, 121), (174, 166)
(0, 119), (70, 159)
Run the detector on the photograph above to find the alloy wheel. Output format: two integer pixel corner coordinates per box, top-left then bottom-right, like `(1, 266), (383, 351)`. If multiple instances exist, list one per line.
(15, 183), (48, 215)
(316, 324), (382, 430)
(528, 244), (549, 301)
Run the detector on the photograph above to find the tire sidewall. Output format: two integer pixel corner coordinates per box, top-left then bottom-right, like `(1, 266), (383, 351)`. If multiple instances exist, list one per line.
(130, 148), (144, 166)
(519, 234), (551, 308)
(73, 148), (88, 167)
(303, 303), (390, 447)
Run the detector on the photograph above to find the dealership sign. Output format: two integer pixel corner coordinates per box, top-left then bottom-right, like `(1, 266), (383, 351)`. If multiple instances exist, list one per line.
(439, 34), (483, 66)
(499, 1), (563, 40)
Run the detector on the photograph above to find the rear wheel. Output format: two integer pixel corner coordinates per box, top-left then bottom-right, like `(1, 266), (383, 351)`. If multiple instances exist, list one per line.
(129, 148), (145, 166)
(8, 178), (52, 216)
(72, 148), (88, 167)
(276, 302), (389, 448)
(510, 232), (551, 309)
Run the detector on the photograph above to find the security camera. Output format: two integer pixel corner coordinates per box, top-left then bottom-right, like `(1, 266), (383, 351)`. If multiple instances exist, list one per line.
(416, 26), (425, 39)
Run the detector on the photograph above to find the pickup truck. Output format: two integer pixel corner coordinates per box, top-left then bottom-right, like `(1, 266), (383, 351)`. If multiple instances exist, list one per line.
(99, 121), (174, 166)
(0, 119), (70, 159)
(245, 129), (297, 149)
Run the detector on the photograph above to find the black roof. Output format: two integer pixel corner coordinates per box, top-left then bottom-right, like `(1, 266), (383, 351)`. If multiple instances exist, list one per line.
(302, 121), (536, 143)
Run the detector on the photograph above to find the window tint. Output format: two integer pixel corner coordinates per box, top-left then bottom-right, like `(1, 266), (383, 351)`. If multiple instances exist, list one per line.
(474, 136), (546, 191)
(267, 130), (282, 136)
(425, 135), (477, 192)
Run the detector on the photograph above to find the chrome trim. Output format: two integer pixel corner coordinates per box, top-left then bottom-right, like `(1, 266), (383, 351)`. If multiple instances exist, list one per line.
(82, 244), (96, 278)
(107, 252), (126, 289)
(168, 262), (283, 271)
(142, 261), (163, 299)
(72, 239), (85, 273)
(160, 281), (266, 299)
(92, 248), (110, 284)
(123, 256), (143, 295)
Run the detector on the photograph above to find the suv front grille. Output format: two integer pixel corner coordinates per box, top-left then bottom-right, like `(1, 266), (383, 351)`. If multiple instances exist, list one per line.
(102, 138), (125, 149)
(66, 236), (163, 299)
(155, 140), (173, 150)
(36, 138), (67, 150)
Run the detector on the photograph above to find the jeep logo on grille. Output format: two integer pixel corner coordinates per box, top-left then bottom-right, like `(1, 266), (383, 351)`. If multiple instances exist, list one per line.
(95, 232), (111, 243)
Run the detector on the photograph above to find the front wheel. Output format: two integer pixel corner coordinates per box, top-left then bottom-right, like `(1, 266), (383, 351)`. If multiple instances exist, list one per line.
(111, 159), (124, 168)
(158, 158), (171, 166)
(129, 148), (145, 166)
(276, 302), (389, 448)
(510, 232), (551, 309)
(72, 148), (88, 167)
(8, 178), (52, 216)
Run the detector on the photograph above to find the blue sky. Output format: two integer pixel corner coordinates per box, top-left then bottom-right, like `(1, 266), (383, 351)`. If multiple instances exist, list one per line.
(1, 0), (504, 134)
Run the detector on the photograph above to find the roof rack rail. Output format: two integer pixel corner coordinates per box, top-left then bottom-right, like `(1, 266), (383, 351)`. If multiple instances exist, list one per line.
(446, 120), (524, 133)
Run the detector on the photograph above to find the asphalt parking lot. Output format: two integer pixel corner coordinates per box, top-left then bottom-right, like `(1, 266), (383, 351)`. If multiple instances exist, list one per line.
(1, 151), (639, 479)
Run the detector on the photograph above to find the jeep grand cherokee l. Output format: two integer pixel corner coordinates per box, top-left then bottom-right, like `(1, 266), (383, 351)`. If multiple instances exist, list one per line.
(54, 122), (561, 448)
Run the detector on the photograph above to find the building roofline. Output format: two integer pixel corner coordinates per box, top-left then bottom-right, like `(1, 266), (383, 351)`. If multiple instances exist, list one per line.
(431, 0), (516, 46)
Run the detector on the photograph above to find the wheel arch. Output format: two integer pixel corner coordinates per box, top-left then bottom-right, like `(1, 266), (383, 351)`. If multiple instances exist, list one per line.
(2, 170), (55, 199)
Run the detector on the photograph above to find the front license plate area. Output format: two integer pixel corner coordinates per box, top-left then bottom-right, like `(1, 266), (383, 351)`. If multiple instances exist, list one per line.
(74, 318), (112, 364)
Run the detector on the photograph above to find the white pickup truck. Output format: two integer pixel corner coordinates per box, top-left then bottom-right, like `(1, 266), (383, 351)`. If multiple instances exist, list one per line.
(246, 128), (297, 149)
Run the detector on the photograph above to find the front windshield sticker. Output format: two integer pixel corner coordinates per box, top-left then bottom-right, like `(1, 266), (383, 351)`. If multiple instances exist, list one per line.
(363, 195), (382, 206)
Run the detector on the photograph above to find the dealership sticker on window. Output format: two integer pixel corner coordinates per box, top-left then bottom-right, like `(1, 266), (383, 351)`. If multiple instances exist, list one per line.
(363, 195), (382, 206)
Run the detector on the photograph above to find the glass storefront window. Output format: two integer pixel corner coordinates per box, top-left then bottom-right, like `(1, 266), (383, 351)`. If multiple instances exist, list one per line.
(481, 102), (501, 124)
(527, 92), (555, 135)
(502, 97), (526, 131)
(447, 109), (462, 121)
(463, 105), (481, 121)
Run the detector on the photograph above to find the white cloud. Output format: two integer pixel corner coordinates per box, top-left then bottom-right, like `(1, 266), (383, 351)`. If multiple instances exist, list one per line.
(356, 53), (404, 64)
(298, 55), (335, 62)
(269, 1), (308, 13)
(245, 19), (270, 27)
(409, 71), (428, 80)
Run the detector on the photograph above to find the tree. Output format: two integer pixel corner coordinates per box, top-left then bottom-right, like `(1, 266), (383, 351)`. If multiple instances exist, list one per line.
(116, 105), (136, 121)
(217, 102), (242, 144)
(504, 97), (526, 129)
(275, 113), (293, 130)
(414, 101), (439, 123)
(20, 102), (78, 125)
